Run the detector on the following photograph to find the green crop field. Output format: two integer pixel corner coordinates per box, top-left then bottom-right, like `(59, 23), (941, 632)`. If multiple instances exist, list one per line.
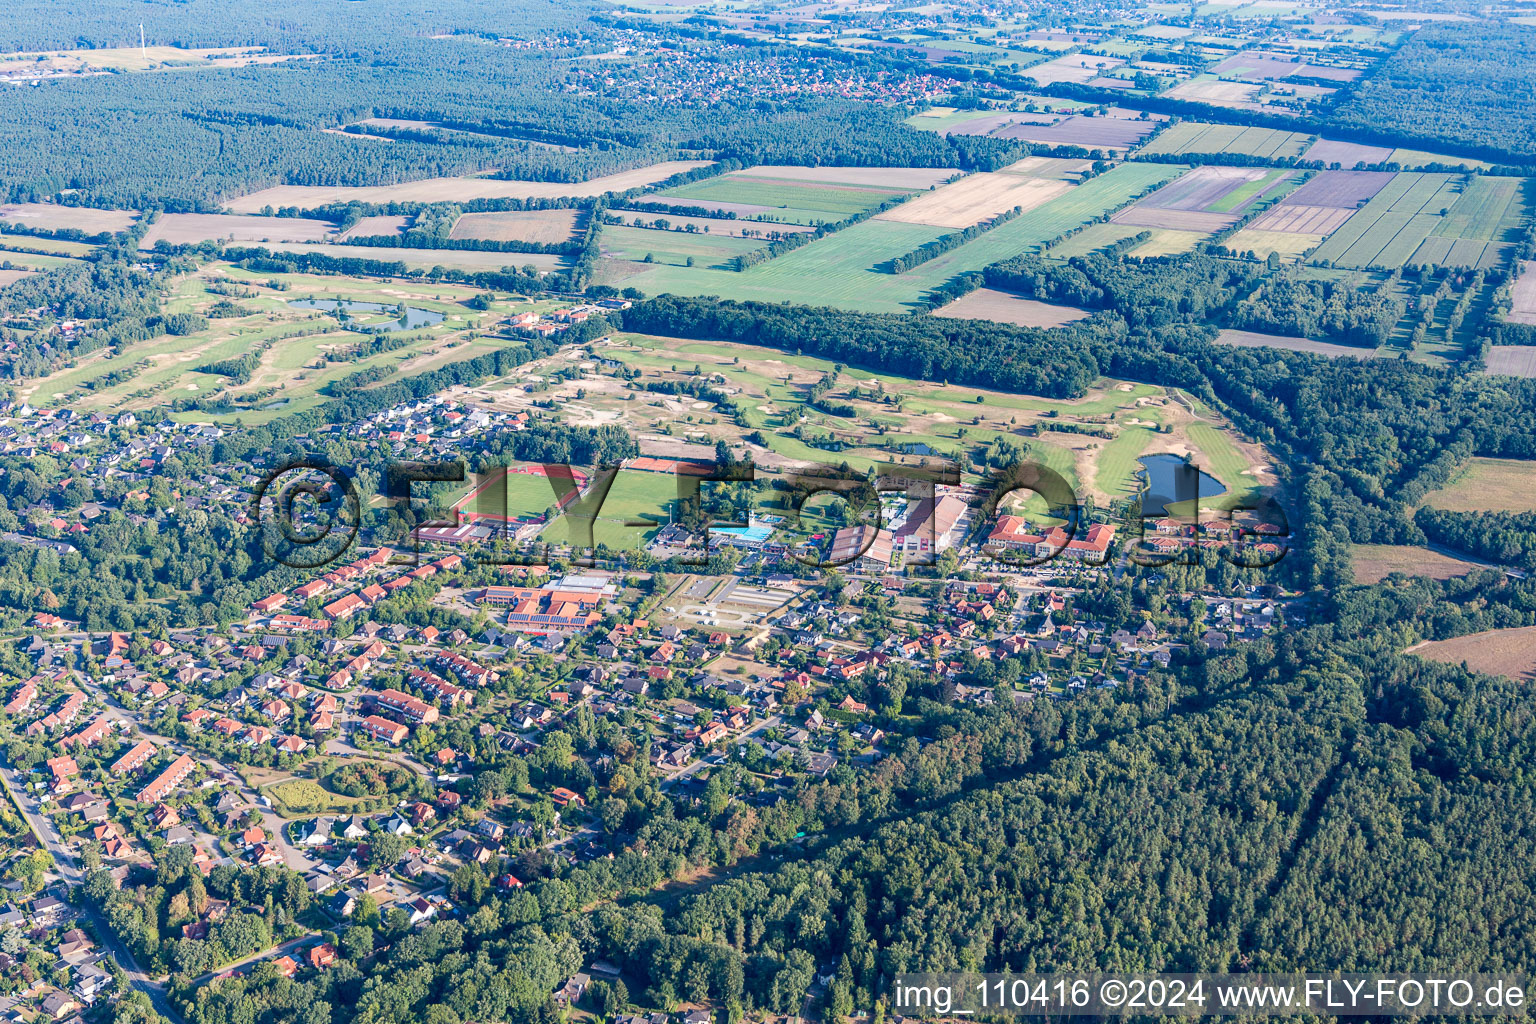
(1208, 168), (1296, 212)
(601, 224), (769, 269)
(653, 175), (911, 223)
(615, 162), (1182, 313)
(1137, 122), (1313, 159)
(0, 247), (84, 270)
(1408, 175), (1531, 268)
(1309, 172), (1465, 269)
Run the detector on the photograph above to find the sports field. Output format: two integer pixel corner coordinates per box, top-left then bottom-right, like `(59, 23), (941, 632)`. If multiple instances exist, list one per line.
(20, 263), (542, 422)
(584, 333), (1274, 502)
(539, 468), (681, 549)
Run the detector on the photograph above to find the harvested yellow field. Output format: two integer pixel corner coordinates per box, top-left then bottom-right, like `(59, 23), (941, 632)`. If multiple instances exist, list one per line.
(338, 216), (409, 240)
(1223, 228), (1325, 259)
(1131, 229), (1205, 256)
(139, 214), (338, 248)
(1410, 625), (1536, 681)
(0, 203), (138, 234)
(225, 161), (712, 213)
(876, 172), (1071, 228)
(451, 209), (582, 243)
(1000, 155), (1094, 179)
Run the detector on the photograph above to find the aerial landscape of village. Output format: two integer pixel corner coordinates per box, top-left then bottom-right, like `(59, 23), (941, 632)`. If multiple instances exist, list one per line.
(1, 0), (1535, 1022)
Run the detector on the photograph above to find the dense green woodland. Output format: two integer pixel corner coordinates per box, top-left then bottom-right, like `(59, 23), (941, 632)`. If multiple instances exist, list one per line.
(0, 1), (1021, 207)
(1334, 22), (1536, 162)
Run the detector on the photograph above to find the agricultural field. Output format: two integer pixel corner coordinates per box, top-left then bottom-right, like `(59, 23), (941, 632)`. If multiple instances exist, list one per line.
(875, 171), (1071, 229)
(608, 162), (1182, 313)
(992, 111), (1163, 151)
(1508, 262), (1536, 325)
(1407, 176), (1531, 269)
(600, 224), (769, 269)
(139, 213), (340, 248)
(245, 241), (570, 273)
(1113, 165), (1298, 233)
(0, 268), (34, 287)
(1021, 54), (1129, 85)
(1484, 346), (1536, 378)
(1216, 328), (1382, 358)
(1221, 228), (1323, 261)
(1419, 457), (1536, 513)
(1047, 221), (1203, 258)
(1351, 543), (1487, 584)
(1164, 76), (1267, 108)
(450, 209), (582, 243)
(1410, 626), (1536, 682)
(0, 247), (84, 271)
(1239, 169), (1392, 258)
(1210, 50), (1363, 83)
(1304, 138), (1392, 167)
(648, 166), (944, 225)
(1136, 122), (1314, 159)
(1308, 172), (1519, 270)
(224, 160), (712, 213)
(609, 209), (814, 239)
(337, 215), (409, 240)
(932, 288), (1093, 327)
(0, 202), (138, 234)
(0, 44), (312, 76)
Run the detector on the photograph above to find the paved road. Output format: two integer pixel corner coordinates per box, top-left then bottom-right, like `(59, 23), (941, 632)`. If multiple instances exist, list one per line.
(0, 760), (186, 1024)
(184, 932), (319, 987)
(69, 673), (316, 873)
(659, 714), (781, 790)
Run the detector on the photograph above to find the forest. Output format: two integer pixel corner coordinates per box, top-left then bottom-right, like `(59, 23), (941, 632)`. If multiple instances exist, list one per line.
(0, 2), (1020, 208)
(1333, 21), (1536, 163)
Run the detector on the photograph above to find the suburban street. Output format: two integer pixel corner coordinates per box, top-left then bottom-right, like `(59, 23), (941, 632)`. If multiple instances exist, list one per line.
(0, 759), (186, 1024)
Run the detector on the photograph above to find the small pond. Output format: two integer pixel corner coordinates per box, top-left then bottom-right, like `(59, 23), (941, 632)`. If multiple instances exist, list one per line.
(289, 298), (443, 331)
